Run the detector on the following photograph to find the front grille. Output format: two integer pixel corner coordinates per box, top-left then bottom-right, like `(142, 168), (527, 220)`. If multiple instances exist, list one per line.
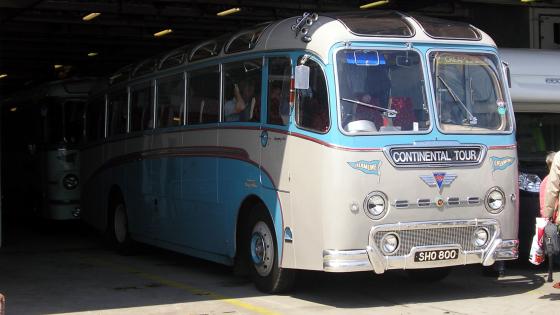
(373, 224), (497, 256)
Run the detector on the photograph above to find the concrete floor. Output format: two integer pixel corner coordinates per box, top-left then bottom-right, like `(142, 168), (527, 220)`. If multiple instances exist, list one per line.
(0, 217), (559, 315)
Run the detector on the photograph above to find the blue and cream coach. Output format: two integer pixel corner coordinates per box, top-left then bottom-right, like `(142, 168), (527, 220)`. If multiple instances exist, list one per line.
(80, 11), (519, 293)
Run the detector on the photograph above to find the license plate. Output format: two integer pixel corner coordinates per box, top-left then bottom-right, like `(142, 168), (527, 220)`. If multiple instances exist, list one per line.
(414, 249), (459, 262)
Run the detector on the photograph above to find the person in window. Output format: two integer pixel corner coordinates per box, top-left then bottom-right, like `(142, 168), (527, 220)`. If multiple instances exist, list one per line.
(268, 84), (288, 125)
(225, 79), (258, 122)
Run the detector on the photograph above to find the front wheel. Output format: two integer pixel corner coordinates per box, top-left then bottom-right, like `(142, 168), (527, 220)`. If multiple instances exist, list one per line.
(248, 208), (295, 293)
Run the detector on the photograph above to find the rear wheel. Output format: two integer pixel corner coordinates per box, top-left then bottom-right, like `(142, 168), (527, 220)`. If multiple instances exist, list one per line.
(248, 207), (295, 293)
(107, 199), (134, 254)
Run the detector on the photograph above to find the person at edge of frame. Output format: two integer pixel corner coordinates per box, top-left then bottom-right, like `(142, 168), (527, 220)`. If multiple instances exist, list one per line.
(543, 151), (560, 289)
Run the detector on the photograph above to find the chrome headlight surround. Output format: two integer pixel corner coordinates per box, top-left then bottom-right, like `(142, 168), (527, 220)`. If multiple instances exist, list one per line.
(472, 227), (490, 248)
(485, 186), (505, 214)
(363, 191), (388, 220)
(62, 174), (79, 190)
(379, 232), (400, 255)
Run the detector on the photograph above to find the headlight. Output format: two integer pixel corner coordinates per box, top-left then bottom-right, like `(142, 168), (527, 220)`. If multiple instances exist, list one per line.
(473, 227), (489, 247)
(485, 187), (505, 213)
(380, 233), (400, 255)
(518, 172), (541, 193)
(363, 191), (388, 219)
(62, 174), (79, 190)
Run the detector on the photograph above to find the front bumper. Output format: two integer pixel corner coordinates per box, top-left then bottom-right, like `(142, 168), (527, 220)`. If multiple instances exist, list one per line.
(323, 219), (518, 273)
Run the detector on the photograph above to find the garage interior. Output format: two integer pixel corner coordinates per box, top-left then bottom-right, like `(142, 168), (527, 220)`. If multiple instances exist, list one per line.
(1, 0), (560, 314)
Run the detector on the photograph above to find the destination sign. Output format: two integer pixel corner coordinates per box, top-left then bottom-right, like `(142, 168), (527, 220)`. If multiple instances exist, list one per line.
(388, 146), (483, 167)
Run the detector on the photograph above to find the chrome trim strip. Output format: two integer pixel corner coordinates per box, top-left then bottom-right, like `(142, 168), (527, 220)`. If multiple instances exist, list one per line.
(494, 239), (519, 261)
(393, 198), (482, 209)
(468, 197), (481, 205)
(366, 219), (502, 274)
(417, 198), (432, 207)
(394, 200), (409, 208)
(447, 197), (460, 206)
(323, 249), (372, 272)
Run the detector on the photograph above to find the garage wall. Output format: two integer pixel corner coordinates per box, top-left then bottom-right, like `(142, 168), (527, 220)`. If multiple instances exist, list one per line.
(468, 4), (531, 48)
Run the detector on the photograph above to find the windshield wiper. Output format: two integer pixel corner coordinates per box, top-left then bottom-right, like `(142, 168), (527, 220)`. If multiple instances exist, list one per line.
(341, 98), (398, 118)
(436, 75), (477, 125)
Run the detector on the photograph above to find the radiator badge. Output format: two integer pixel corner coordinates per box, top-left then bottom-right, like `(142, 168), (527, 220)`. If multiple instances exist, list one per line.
(420, 172), (457, 191)
(490, 156), (515, 172)
(347, 160), (381, 175)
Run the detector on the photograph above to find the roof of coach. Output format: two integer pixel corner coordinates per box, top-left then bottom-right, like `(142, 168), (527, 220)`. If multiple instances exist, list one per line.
(105, 11), (496, 87)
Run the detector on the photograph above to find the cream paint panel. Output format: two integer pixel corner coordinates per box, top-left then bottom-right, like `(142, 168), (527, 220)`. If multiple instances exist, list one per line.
(286, 137), (517, 271)
(277, 190), (296, 268)
(260, 130), (291, 191)
(287, 136), (328, 270)
(217, 128), (261, 162)
(181, 129), (218, 147)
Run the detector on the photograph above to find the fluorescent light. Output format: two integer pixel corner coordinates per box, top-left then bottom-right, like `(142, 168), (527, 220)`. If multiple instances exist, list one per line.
(217, 8), (241, 16)
(88, 52), (98, 57)
(360, 0), (389, 9)
(520, 0), (537, 2)
(82, 12), (101, 21)
(54, 64), (63, 69)
(0, 73), (7, 79)
(10, 107), (17, 112)
(154, 29), (173, 37)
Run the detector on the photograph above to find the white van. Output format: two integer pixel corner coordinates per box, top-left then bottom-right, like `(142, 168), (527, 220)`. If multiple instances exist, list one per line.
(499, 48), (560, 253)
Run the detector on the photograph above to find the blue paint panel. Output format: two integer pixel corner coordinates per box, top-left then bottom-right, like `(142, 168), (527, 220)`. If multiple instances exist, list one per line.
(217, 158), (283, 260)
(124, 158), (154, 237)
(101, 153), (283, 264)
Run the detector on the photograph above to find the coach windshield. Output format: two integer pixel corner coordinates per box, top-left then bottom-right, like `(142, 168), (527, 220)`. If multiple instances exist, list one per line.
(430, 51), (511, 133)
(337, 49), (430, 134)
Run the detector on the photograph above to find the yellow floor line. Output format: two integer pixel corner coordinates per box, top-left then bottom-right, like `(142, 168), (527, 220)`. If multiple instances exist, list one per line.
(86, 258), (280, 315)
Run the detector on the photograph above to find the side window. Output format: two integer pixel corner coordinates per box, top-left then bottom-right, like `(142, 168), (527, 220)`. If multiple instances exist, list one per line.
(295, 57), (329, 133)
(107, 90), (128, 136)
(157, 74), (185, 128)
(267, 57), (291, 126)
(86, 97), (105, 142)
(222, 59), (262, 122)
(130, 82), (154, 132)
(187, 66), (219, 124)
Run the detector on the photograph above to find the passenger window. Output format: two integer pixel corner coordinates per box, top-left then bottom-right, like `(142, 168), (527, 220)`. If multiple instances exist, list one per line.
(187, 66), (219, 124)
(157, 74), (185, 128)
(130, 83), (154, 132)
(86, 97), (105, 142)
(222, 59), (262, 122)
(295, 57), (329, 133)
(267, 57), (291, 126)
(107, 90), (128, 136)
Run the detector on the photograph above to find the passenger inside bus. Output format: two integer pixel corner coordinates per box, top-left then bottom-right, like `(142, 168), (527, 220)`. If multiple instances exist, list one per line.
(338, 50), (425, 133)
(267, 83), (288, 125)
(224, 79), (259, 122)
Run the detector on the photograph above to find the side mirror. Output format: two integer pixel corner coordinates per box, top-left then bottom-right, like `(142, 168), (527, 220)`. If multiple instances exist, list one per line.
(294, 65), (310, 89)
(502, 61), (511, 89)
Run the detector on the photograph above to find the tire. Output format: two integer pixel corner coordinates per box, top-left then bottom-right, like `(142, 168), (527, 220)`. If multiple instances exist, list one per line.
(107, 198), (134, 254)
(407, 267), (452, 282)
(247, 206), (295, 293)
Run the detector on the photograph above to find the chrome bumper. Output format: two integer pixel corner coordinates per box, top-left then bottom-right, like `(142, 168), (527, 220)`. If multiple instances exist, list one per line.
(323, 220), (518, 273)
